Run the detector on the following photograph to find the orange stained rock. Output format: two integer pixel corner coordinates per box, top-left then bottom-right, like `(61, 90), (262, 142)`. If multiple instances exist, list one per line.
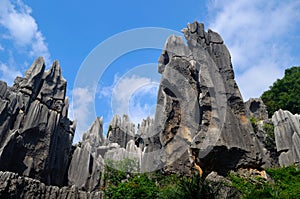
(194, 162), (203, 177)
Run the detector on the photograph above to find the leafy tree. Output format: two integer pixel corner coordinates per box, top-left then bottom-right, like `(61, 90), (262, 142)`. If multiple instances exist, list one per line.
(261, 66), (300, 117)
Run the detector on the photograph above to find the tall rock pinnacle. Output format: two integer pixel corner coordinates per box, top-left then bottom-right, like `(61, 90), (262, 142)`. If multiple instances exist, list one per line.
(0, 57), (75, 186)
(153, 21), (270, 175)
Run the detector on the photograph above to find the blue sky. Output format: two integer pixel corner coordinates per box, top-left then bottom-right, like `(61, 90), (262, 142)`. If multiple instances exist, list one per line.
(1, 0), (300, 142)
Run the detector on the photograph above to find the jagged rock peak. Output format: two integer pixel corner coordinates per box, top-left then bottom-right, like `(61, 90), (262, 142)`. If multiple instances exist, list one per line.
(37, 60), (67, 101)
(272, 109), (300, 166)
(154, 21), (270, 175)
(0, 57), (75, 186)
(137, 117), (154, 135)
(82, 117), (105, 147)
(107, 114), (135, 148)
(110, 114), (135, 132)
(183, 21), (223, 44)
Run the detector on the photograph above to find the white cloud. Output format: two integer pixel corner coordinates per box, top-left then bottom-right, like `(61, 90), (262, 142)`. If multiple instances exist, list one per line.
(0, 63), (21, 85)
(0, 0), (50, 63)
(99, 75), (159, 125)
(208, 0), (300, 100)
(0, 44), (4, 51)
(128, 85), (158, 125)
(70, 87), (95, 141)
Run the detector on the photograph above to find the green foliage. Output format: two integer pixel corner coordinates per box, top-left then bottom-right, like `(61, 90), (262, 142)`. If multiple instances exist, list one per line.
(263, 122), (275, 150)
(103, 159), (214, 199)
(102, 159), (300, 199)
(266, 166), (300, 198)
(261, 66), (300, 117)
(249, 116), (258, 132)
(229, 165), (300, 199)
(104, 174), (159, 199)
(103, 158), (139, 186)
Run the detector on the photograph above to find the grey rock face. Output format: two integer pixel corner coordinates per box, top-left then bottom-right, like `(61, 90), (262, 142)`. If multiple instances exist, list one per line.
(0, 171), (102, 199)
(107, 114), (135, 148)
(245, 98), (268, 121)
(154, 21), (269, 175)
(272, 109), (300, 166)
(0, 57), (75, 186)
(68, 115), (141, 191)
(205, 172), (241, 199)
(68, 117), (104, 191)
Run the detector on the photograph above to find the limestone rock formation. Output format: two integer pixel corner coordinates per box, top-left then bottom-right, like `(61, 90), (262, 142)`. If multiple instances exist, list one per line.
(245, 98), (268, 121)
(272, 109), (300, 166)
(0, 57), (75, 186)
(0, 171), (102, 198)
(107, 115), (135, 148)
(205, 172), (241, 198)
(68, 117), (104, 191)
(68, 115), (140, 190)
(154, 21), (269, 175)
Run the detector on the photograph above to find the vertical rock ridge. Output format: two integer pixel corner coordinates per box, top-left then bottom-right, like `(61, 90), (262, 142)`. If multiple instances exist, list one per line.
(153, 21), (270, 175)
(272, 109), (300, 166)
(0, 57), (75, 186)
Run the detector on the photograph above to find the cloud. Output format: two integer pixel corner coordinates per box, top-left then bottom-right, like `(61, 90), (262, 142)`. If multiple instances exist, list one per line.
(128, 85), (158, 125)
(0, 63), (21, 85)
(0, 0), (50, 64)
(0, 44), (4, 51)
(99, 74), (159, 125)
(207, 0), (300, 100)
(70, 87), (95, 141)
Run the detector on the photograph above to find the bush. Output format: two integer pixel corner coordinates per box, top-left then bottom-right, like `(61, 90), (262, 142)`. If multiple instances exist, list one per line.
(229, 165), (300, 199)
(104, 174), (159, 199)
(103, 159), (214, 199)
(261, 66), (300, 117)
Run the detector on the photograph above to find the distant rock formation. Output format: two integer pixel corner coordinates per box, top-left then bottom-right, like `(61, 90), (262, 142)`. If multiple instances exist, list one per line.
(245, 98), (269, 121)
(0, 57), (75, 186)
(272, 109), (300, 166)
(68, 117), (105, 191)
(107, 115), (135, 148)
(154, 21), (270, 175)
(68, 115), (141, 191)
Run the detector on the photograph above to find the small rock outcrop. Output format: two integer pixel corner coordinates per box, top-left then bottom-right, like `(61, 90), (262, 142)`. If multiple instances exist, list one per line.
(0, 57), (75, 186)
(272, 109), (300, 166)
(154, 21), (270, 175)
(245, 98), (268, 121)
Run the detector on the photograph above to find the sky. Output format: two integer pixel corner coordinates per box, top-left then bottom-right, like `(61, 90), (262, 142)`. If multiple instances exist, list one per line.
(0, 0), (300, 142)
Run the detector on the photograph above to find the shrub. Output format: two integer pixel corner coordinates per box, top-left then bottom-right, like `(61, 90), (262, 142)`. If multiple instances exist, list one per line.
(261, 66), (300, 117)
(229, 165), (300, 199)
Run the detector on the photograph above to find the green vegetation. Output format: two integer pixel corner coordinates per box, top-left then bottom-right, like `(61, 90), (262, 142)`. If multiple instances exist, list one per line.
(263, 122), (275, 150)
(249, 116), (258, 132)
(261, 66), (300, 117)
(229, 165), (300, 199)
(103, 159), (300, 198)
(102, 158), (214, 199)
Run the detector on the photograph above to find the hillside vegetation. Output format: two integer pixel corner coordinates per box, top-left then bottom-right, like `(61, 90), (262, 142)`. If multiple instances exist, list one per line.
(261, 66), (300, 117)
